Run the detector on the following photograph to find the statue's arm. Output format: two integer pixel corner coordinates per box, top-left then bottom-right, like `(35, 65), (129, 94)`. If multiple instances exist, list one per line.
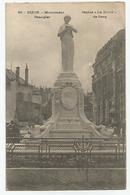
(57, 25), (67, 37)
(71, 25), (78, 33)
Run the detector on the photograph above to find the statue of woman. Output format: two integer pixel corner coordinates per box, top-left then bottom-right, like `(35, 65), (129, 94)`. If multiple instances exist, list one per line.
(58, 15), (77, 72)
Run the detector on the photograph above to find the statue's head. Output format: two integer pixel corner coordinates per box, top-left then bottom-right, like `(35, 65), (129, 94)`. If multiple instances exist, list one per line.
(64, 15), (71, 24)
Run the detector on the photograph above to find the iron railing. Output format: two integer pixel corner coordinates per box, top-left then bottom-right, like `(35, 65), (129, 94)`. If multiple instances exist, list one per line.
(6, 136), (126, 168)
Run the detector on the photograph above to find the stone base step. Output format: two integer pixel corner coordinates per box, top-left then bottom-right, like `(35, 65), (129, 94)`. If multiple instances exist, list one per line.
(49, 129), (92, 138)
(56, 124), (82, 129)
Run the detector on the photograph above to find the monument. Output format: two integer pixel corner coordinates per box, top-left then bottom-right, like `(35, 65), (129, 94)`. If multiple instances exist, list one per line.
(40, 16), (104, 138)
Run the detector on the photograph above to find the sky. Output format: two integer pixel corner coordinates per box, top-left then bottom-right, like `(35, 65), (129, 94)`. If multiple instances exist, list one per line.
(6, 2), (125, 92)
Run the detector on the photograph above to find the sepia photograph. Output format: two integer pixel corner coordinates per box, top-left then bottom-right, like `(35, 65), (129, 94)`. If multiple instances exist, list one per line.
(5, 2), (126, 191)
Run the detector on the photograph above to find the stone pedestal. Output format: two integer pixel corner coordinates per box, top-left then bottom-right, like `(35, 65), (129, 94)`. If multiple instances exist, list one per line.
(40, 72), (102, 138)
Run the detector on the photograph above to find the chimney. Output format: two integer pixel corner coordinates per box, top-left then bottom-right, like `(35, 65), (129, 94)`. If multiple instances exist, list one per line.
(16, 67), (20, 82)
(25, 64), (29, 85)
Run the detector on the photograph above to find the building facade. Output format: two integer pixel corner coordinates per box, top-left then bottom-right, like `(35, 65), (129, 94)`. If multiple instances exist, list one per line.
(6, 66), (53, 124)
(40, 87), (52, 121)
(6, 66), (41, 123)
(6, 69), (17, 122)
(84, 92), (93, 122)
(92, 29), (125, 133)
